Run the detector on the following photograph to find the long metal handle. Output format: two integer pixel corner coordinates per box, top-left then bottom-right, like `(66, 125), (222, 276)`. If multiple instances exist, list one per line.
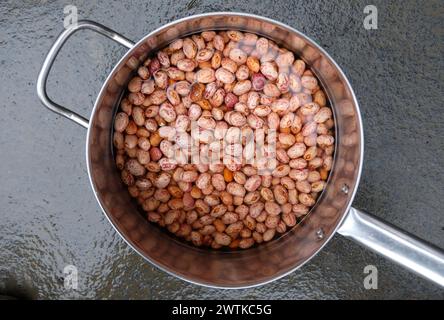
(37, 20), (134, 128)
(338, 207), (444, 287)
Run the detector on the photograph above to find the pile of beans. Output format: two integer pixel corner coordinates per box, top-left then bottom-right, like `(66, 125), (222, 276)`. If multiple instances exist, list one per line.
(113, 30), (335, 250)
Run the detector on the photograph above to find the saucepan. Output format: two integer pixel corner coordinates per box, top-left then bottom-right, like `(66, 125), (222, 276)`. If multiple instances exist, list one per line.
(37, 12), (444, 288)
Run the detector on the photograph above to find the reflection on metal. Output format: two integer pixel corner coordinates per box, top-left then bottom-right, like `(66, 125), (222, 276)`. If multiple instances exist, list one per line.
(316, 229), (325, 240)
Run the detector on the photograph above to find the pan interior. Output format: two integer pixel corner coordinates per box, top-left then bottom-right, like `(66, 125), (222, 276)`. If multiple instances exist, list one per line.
(87, 13), (363, 288)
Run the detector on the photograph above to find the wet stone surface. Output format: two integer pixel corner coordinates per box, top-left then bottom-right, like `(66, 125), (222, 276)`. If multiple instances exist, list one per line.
(0, 0), (443, 299)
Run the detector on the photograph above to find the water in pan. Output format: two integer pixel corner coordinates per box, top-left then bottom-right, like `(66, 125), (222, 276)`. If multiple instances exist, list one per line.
(111, 29), (336, 251)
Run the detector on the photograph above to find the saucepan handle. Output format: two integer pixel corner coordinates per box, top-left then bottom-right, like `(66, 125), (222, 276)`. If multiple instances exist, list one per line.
(37, 20), (134, 128)
(338, 207), (444, 287)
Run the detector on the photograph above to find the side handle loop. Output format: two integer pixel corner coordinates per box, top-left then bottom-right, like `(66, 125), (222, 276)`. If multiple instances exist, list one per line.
(36, 20), (134, 128)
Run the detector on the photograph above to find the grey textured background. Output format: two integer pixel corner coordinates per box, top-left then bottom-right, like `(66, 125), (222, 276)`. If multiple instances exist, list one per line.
(0, 0), (443, 299)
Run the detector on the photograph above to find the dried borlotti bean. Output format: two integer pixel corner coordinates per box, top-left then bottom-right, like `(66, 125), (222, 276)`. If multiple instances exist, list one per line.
(114, 29), (336, 250)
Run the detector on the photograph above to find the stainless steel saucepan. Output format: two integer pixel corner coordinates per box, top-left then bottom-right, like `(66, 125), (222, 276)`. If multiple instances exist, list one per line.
(37, 12), (444, 288)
